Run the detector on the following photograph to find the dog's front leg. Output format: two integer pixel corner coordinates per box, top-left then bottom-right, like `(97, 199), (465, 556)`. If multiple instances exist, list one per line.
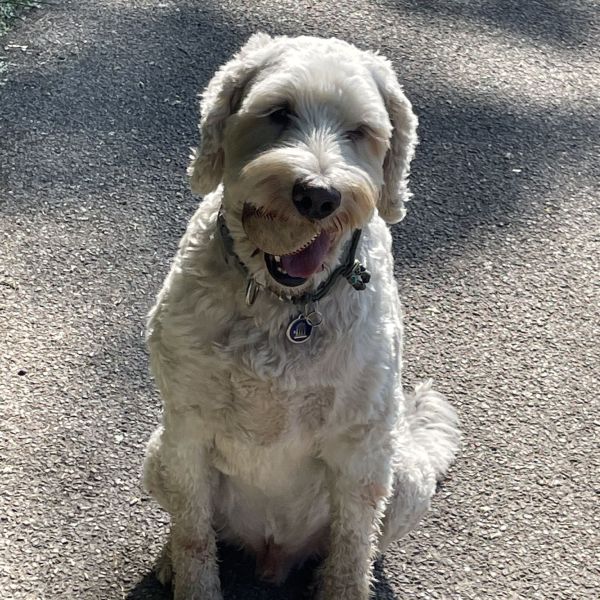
(318, 429), (393, 600)
(145, 416), (221, 600)
(171, 502), (220, 600)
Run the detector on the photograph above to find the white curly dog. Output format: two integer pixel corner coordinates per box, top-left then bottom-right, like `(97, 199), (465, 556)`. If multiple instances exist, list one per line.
(143, 33), (460, 600)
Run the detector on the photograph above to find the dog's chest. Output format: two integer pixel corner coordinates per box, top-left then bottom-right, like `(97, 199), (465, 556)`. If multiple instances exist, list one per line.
(210, 376), (333, 508)
(216, 371), (335, 446)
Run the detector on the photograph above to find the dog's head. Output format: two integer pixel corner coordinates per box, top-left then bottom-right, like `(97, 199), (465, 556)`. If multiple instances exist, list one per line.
(189, 34), (418, 294)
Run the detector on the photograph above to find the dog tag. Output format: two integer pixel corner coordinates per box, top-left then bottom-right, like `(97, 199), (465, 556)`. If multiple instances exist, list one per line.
(286, 314), (313, 343)
(286, 308), (323, 344)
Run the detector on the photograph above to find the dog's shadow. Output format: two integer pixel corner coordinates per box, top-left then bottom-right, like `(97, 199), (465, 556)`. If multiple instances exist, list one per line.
(126, 543), (397, 599)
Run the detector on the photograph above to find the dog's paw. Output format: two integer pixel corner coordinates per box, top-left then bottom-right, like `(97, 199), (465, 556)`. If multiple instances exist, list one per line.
(314, 571), (371, 600)
(172, 580), (223, 600)
(314, 587), (371, 600)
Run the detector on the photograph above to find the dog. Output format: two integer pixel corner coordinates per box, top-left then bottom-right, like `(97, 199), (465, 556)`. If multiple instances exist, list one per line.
(143, 33), (460, 600)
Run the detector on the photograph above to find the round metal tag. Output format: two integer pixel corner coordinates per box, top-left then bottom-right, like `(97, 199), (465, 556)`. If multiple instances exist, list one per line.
(286, 315), (313, 343)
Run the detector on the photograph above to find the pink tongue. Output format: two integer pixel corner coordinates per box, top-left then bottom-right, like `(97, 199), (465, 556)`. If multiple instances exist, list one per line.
(281, 231), (330, 278)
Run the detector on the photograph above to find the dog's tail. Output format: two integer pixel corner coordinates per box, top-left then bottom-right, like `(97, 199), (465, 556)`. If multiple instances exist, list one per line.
(405, 380), (460, 480)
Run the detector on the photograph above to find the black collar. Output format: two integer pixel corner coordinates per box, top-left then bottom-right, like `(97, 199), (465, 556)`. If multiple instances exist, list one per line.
(216, 209), (371, 306)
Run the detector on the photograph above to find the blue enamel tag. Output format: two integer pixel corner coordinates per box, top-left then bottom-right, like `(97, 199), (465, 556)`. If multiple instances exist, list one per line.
(286, 315), (313, 343)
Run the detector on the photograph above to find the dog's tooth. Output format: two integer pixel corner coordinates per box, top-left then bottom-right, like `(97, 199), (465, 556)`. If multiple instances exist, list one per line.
(274, 255), (281, 261)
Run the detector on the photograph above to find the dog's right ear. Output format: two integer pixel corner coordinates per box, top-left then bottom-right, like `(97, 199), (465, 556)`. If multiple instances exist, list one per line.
(188, 33), (274, 195)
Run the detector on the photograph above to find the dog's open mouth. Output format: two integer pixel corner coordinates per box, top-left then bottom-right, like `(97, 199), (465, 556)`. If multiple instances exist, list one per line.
(264, 231), (331, 287)
(242, 204), (332, 287)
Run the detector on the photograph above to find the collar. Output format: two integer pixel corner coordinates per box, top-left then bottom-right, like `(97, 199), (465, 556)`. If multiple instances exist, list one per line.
(216, 209), (371, 306)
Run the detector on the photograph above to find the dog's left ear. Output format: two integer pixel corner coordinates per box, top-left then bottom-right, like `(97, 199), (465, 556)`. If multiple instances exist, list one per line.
(363, 52), (418, 224)
(188, 33), (274, 195)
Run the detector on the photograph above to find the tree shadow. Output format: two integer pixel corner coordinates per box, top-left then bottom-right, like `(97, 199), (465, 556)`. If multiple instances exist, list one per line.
(391, 92), (598, 274)
(1, 1), (597, 276)
(0, 1), (248, 194)
(378, 0), (597, 49)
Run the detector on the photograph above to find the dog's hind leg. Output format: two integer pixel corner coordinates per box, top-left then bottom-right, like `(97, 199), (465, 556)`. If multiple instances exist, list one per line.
(379, 381), (460, 552)
(155, 534), (173, 586)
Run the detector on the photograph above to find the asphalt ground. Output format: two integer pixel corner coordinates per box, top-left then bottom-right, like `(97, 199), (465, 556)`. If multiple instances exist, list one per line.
(1, 1), (599, 599)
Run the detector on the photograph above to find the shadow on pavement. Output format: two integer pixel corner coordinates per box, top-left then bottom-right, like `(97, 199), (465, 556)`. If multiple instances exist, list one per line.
(379, 0), (594, 49)
(126, 571), (167, 600)
(126, 543), (399, 599)
(1, 1), (597, 274)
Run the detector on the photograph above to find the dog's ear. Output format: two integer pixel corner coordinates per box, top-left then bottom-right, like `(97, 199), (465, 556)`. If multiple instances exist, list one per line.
(188, 33), (274, 195)
(363, 52), (418, 224)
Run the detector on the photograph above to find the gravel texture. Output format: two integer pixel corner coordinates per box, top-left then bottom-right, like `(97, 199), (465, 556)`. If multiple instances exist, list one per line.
(1, 1), (599, 599)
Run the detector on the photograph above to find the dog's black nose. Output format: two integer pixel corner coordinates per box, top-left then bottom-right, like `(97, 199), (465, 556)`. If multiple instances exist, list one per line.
(292, 182), (341, 220)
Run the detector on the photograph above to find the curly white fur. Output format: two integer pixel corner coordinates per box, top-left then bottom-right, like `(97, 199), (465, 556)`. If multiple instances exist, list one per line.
(143, 34), (460, 600)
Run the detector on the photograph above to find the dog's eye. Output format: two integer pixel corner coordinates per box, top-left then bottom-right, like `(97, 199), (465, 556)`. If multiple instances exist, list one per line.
(268, 106), (291, 126)
(346, 127), (366, 142)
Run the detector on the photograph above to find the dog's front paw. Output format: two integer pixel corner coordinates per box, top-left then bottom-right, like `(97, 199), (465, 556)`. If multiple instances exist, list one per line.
(167, 529), (222, 600)
(315, 569), (371, 600)
(171, 547), (222, 600)
(173, 577), (223, 600)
